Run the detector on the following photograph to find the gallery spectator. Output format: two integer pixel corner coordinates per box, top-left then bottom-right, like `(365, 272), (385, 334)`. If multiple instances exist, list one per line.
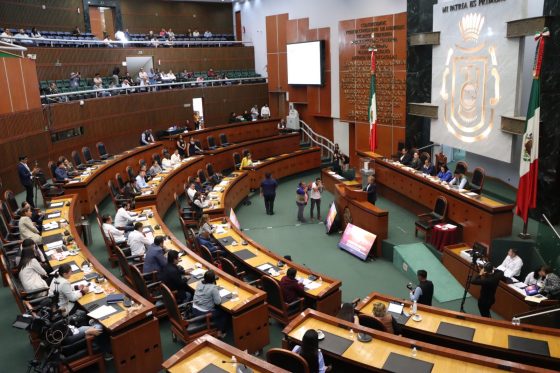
(72, 26), (81, 36)
(261, 104), (271, 119)
(167, 28), (176, 41)
(14, 29), (33, 44)
(204, 30), (212, 38)
(250, 105), (259, 120)
(1, 28), (13, 43)
(69, 72), (81, 89)
(138, 68), (149, 86)
(159, 28), (167, 37)
(207, 68), (217, 78)
(192, 29), (200, 37)
(31, 27), (43, 38)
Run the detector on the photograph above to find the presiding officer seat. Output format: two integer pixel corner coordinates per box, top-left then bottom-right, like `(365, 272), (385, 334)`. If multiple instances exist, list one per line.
(470, 167), (486, 195)
(415, 196), (448, 240)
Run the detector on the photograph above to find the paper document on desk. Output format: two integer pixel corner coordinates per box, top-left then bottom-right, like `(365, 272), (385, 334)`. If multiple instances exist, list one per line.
(465, 192), (479, 197)
(333, 174), (344, 180)
(304, 281), (321, 291)
(135, 215), (148, 221)
(141, 190), (153, 196)
(215, 226), (226, 235)
(525, 294), (547, 303)
(191, 268), (205, 278)
(46, 240), (64, 249)
(43, 222), (59, 231)
(152, 177), (163, 181)
(257, 263), (272, 272)
(219, 289), (231, 298)
(88, 305), (117, 320)
(49, 202), (64, 208)
(47, 212), (61, 219)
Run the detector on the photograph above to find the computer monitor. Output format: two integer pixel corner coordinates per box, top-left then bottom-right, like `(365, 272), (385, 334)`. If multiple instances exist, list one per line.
(229, 208), (240, 230)
(338, 223), (376, 261)
(325, 202), (338, 234)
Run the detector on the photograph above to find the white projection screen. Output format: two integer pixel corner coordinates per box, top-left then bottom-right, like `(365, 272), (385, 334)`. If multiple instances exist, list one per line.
(287, 41), (324, 85)
(431, 0), (527, 162)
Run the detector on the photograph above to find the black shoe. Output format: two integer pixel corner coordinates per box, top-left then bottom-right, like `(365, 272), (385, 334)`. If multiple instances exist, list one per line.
(270, 212), (274, 215)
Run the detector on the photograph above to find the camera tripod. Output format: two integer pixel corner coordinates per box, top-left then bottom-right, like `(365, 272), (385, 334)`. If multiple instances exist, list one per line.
(459, 256), (478, 313)
(27, 342), (74, 373)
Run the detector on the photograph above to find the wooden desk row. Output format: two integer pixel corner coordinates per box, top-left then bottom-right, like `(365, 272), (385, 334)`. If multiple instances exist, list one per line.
(358, 151), (514, 246)
(282, 309), (556, 372)
(356, 292), (560, 369)
(64, 143), (162, 215)
(321, 168), (388, 257)
(212, 217), (342, 316)
(42, 196), (162, 373)
(442, 244), (558, 320)
(136, 206), (270, 353)
(161, 118), (281, 148)
(162, 335), (288, 373)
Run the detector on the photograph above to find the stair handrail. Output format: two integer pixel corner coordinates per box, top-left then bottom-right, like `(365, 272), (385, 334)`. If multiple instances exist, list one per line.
(299, 119), (335, 160)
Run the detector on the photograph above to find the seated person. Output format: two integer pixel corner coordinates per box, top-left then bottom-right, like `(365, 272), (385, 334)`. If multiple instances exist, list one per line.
(410, 151), (422, 170)
(59, 156), (80, 177)
(18, 245), (49, 297)
(240, 152), (253, 170)
(228, 112), (238, 124)
(19, 207), (42, 245)
(422, 158), (435, 175)
(292, 329), (331, 373)
(371, 302), (395, 334)
(161, 154), (173, 170)
(192, 270), (227, 338)
(135, 169), (149, 190)
(160, 250), (192, 304)
(197, 230), (222, 257)
(341, 154), (350, 172)
(524, 266), (545, 285)
(336, 302), (358, 324)
(198, 214), (216, 235)
(188, 137), (203, 156)
(279, 268), (305, 303)
(143, 235), (167, 274)
(398, 148), (412, 166)
(14, 238), (47, 267)
(49, 263), (90, 316)
(437, 164), (453, 182)
(186, 182), (197, 202)
(170, 149), (181, 165)
(148, 159), (162, 177)
(208, 170), (223, 186)
(193, 177), (207, 193)
(17, 201), (44, 230)
(102, 215), (126, 244)
(127, 222), (153, 256)
(122, 180), (141, 200)
(497, 248), (523, 279)
(539, 266), (560, 299)
(54, 160), (70, 182)
(449, 170), (469, 189)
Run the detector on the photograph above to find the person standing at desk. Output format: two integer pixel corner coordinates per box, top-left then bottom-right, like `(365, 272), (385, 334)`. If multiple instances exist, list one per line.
(18, 156), (40, 208)
(176, 135), (187, 158)
(471, 262), (503, 318)
(409, 269), (433, 306)
(188, 137), (203, 156)
(363, 175), (377, 205)
(260, 173), (278, 215)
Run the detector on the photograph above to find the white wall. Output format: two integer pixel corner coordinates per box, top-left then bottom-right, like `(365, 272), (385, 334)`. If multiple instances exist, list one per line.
(233, 0), (407, 121)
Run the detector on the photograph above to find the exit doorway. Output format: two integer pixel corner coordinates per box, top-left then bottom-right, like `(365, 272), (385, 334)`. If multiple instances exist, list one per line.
(89, 6), (116, 40)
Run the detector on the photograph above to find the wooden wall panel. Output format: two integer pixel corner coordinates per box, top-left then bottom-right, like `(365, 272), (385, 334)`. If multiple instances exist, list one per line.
(30, 46), (256, 81)
(5, 58), (27, 112)
(21, 58), (42, 109)
(0, 60), (12, 114)
(0, 83), (267, 194)
(119, 0), (233, 35)
(0, 0), (85, 32)
(0, 57), (41, 115)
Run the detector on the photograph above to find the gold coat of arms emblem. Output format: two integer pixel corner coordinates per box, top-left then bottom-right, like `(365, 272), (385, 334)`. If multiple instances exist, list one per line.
(440, 13), (500, 143)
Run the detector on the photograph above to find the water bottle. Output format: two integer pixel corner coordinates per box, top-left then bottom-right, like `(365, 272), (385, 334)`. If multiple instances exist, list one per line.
(412, 300), (417, 315)
(349, 329), (354, 340)
(411, 346), (417, 357)
(231, 355), (237, 370)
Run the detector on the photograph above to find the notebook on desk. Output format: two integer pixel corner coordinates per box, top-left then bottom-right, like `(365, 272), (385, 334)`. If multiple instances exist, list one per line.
(436, 322), (475, 341)
(508, 335), (550, 357)
(382, 352), (434, 373)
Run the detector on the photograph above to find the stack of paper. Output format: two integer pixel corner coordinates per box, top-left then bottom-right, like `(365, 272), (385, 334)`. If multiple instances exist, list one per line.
(191, 268), (205, 278)
(88, 305), (117, 320)
(46, 240), (64, 250)
(47, 212), (61, 219)
(43, 222), (59, 231)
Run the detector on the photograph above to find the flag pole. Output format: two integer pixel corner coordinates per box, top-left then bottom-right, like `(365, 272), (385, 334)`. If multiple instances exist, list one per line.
(519, 221), (531, 239)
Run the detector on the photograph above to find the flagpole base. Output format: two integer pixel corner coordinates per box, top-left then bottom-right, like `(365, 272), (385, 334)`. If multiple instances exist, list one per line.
(518, 232), (532, 239)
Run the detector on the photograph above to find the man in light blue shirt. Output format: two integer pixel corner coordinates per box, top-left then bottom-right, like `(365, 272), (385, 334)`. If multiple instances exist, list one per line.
(135, 169), (149, 190)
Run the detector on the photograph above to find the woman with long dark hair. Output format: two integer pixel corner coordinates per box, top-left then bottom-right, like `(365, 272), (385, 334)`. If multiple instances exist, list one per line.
(292, 329), (331, 372)
(48, 263), (90, 316)
(18, 245), (48, 297)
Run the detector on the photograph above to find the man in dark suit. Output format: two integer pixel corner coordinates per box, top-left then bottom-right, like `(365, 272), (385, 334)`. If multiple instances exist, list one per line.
(363, 175), (377, 205)
(17, 156), (39, 208)
(471, 262), (504, 318)
(398, 148), (412, 166)
(260, 172), (278, 215)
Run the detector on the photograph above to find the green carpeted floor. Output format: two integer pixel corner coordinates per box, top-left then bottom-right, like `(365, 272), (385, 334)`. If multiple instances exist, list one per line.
(0, 168), (515, 371)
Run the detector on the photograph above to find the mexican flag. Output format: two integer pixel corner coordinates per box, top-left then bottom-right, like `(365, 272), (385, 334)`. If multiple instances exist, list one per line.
(368, 49), (377, 152)
(516, 29), (548, 223)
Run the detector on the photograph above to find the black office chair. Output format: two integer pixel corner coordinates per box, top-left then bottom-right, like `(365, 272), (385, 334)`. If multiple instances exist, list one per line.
(470, 167), (486, 195)
(195, 140), (203, 151)
(71, 150), (88, 170)
(266, 348), (309, 373)
(96, 142), (111, 160)
(115, 173), (126, 192)
(219, 133), (230, 146)
(34, 173), (65, 204)
(126, 166), (136, 182)
(358, 314), (388, 332)
(455, 161), (468, 175)
(415, 196), (448, 240)
(232, 153), (241, 170)
(207, 136), (218, 150)
(82, 146), (101, 164)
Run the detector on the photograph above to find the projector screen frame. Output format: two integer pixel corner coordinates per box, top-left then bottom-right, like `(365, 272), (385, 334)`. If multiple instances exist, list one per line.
(286, 40), (326, 86)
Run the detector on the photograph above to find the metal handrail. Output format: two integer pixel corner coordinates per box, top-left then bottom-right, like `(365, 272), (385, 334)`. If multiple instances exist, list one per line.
(40, 76), (267, 100)
(1, 35), (249, 47)
(299, 119), (335, 160)
(0, 40), (27, 57)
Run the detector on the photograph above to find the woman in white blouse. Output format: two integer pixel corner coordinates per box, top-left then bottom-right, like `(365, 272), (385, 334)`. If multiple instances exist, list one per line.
(18, 246), (48, 297)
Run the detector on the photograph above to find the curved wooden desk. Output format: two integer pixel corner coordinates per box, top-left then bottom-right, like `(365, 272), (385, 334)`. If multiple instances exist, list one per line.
(161, 118), (281, 147)
(137, 207), (270, 353)
(321, 168), (388, 257)
(43, 196), (162, 373)
(282, 309), (555, 372)
(247, 148), (321, 189)
(442, 244), (559, 320)
(204, 171), (251, 218)
(212, 217), (342, 316)
(162, 335), (288, 373)
(358, 151), (514, 246)
(356, 292), (560, 370)
(63, 143), (163, 215)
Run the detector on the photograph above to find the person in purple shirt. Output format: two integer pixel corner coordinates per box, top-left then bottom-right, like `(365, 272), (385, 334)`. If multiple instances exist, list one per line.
(260, 173), (278, 215)
(437, 164), (453, 182)
(296, 182), (308, 223)
(143, 236), (167, 274)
